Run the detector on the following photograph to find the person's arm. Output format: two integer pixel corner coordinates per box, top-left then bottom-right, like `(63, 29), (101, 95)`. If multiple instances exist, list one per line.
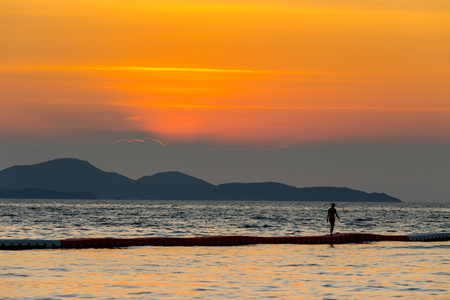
(336, 211), (340, 220)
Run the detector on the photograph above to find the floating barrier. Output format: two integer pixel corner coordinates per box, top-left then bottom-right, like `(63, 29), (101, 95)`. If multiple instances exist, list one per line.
(408, 233), (450, 242)
(0, 239), (61, 250)
(0, 233), (448, 250)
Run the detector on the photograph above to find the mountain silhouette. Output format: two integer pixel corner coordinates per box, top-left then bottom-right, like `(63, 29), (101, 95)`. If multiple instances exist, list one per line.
(0, 158), (136, 198)
(0, 188), (97, 200)
(0, 158), (401, 202)
(137, 171), (215, 200)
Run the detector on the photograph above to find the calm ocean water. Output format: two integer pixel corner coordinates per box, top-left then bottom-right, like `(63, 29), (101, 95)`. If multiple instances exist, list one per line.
(0, 200), (449, 299)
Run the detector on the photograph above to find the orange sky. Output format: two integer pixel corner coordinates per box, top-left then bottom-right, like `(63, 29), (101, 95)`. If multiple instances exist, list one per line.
(1, 0), (450, 146)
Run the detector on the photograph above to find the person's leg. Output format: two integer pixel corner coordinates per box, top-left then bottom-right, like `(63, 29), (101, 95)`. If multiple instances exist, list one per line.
(330, 220), (335, 235)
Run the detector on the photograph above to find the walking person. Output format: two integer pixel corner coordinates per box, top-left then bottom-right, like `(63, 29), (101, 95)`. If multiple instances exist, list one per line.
(327, 203), (340, 235)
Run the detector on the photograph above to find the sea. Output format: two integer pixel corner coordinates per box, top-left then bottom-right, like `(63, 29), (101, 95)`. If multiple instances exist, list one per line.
(0, 199), (448, 299)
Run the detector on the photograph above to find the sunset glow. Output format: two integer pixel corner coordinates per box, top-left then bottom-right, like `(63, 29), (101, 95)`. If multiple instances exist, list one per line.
(2, 0), (449, 146)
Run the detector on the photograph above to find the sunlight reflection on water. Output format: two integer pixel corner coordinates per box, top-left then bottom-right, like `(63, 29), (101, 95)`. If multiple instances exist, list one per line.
(1, 243), (449, 299)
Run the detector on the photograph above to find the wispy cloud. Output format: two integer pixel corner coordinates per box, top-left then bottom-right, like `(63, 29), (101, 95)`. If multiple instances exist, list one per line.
(112, 137), (165, 146)
(87, 66), (265, 74)
(0, 64), (344, 76)
(1, 65), (267, 74)
(125, 116), (141, 120)
(108, 101), (450, 112)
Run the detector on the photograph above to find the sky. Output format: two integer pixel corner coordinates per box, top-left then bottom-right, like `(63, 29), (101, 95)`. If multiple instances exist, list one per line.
(1, 0), (450, 202)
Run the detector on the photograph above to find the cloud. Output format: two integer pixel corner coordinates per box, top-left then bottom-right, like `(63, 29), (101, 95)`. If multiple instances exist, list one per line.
(112, 137), (166, 146)
(0, 64), (341, 76)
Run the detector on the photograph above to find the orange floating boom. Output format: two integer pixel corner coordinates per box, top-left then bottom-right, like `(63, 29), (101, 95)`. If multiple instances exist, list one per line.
(1, 233), (448, 250)
(58, 233), (409, 248)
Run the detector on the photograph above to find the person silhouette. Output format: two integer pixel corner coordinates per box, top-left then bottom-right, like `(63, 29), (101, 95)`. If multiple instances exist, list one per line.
(327, 203), (340, 235)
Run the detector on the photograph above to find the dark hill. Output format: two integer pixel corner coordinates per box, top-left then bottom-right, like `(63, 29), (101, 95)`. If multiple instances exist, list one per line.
(0, 158), (402, 202)
(0, 158), (136, 199)
(215, 182), (300, 200)
(137, 171), (215, 199)
(0, 188), (97, 200)
(296, 187), (398, 202)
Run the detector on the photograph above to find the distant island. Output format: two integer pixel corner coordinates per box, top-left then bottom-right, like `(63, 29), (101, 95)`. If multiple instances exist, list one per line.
(0, 188), (97, 200)
(0, 158), (401, 202)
